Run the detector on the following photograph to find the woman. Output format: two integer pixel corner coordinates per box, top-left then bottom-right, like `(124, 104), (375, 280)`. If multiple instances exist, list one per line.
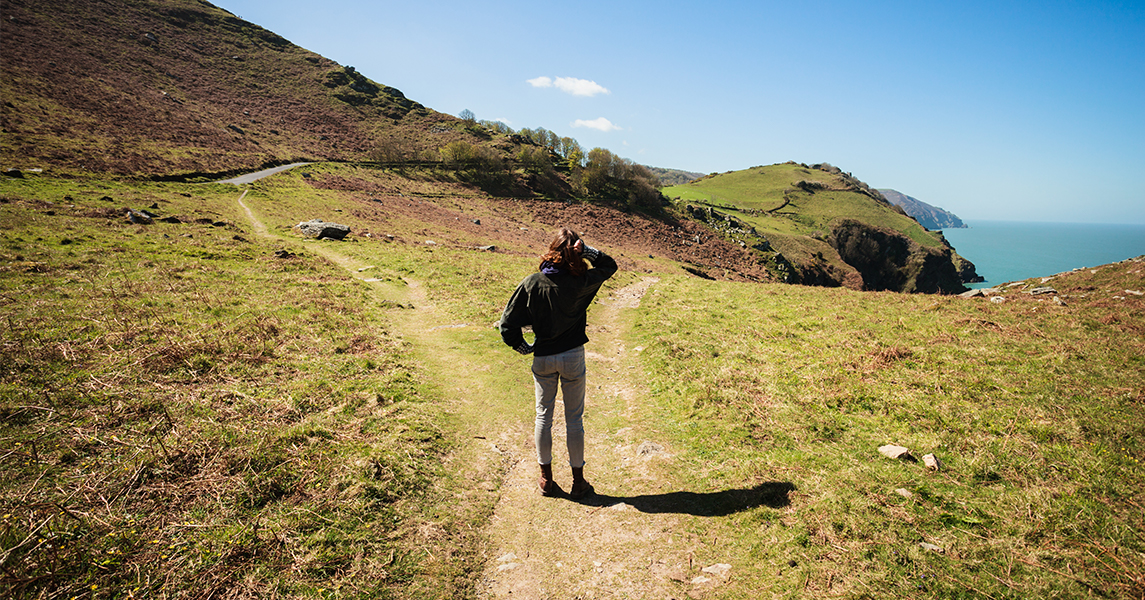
(499, 228), (618, 497)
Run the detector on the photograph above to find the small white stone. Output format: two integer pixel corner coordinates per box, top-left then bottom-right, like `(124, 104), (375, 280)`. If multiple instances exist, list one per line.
(691, 576), (712, 584)
(922, 454), (943, 471)
(895, 488), (913, 498)
(702, 563), (732, 576)
(497, 562), (520, 571)
(497, 553), (518, 562)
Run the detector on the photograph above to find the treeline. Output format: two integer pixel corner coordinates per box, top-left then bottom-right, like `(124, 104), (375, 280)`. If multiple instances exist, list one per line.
(368, 110), (661, 207)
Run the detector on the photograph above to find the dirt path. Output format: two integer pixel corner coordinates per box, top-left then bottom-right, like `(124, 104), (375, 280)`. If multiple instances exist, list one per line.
(469, 276), (741, 600)
(234, 190), (735, 598)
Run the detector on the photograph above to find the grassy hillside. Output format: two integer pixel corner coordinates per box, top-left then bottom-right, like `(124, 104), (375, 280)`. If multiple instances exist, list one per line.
(3, 170), (1142, 598)
(662, 162), (978, 292)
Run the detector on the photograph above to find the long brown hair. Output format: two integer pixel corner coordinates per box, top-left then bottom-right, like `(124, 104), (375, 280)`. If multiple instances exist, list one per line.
(539, 227), (587, 276)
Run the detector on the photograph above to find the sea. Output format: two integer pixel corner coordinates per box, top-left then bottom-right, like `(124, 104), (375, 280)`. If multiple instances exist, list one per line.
(940, 220), (1145, 289)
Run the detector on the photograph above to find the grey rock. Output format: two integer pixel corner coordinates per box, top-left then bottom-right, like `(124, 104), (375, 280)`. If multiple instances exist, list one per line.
(126, 209), (153, 224)
(878, 444), (913, 460)
(295, 219), (350, 240)
(990, 296), (1006, 303)
(1028, 286), (1057, 295)
(959, 289), (985, 298)
(919, 542), (944, 553)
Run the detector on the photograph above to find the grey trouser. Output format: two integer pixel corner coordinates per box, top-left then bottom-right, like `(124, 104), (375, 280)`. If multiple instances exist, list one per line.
(532, 345), (586, 468)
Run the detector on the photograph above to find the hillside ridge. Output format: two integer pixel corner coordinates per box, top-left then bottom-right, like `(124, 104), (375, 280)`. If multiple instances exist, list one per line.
(662, 162), (980, 293)
(879, 188), (966, 230)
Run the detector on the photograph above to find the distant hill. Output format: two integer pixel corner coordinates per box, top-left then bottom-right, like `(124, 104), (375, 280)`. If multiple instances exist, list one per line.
(644, 166), (705, 187)
(878, 189), (966, 230)
(662, 162), (980, 293)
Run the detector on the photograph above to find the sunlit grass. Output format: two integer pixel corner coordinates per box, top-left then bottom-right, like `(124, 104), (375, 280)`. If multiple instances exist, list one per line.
(628, 273), (1144, 597)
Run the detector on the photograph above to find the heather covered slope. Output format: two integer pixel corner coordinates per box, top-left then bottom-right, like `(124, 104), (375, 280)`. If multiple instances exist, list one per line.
(0, 0), (463, 176)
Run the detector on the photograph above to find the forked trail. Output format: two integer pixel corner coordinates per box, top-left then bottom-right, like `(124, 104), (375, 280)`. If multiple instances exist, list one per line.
(235, 188), (739, 598)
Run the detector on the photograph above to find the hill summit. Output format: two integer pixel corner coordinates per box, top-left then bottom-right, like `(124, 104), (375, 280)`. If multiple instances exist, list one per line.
(662, 163), (980, 293)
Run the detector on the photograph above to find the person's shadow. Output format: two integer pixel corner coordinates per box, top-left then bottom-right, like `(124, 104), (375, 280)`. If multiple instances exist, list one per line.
(562, 481), (796, 516)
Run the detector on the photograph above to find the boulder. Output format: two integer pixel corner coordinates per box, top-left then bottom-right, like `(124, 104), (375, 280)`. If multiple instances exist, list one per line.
(1028, 286), (1057, 295)
(295, 219), (350, 240)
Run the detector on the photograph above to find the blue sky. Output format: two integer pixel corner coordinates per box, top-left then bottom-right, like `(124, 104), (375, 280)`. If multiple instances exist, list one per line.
(219, 0), (1144, 224)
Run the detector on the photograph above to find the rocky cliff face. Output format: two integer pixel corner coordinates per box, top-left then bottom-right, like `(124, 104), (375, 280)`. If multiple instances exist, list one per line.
(879, 189), (966, 230)
(828, 219), (968, 294)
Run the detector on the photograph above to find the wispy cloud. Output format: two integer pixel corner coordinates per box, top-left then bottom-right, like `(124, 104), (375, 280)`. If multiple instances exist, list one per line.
(572, 117), (621, 132)
(528, 76), (610, 97)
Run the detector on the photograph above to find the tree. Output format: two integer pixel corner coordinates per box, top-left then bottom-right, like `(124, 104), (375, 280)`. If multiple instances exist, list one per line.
(518, 146), (553, 174)
(439, 140), (475, 166)
(458, 109), (476, 124)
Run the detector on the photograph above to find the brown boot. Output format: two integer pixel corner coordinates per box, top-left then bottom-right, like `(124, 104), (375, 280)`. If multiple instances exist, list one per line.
(569, 466), (593, 498)
(538, 463), (556, 496)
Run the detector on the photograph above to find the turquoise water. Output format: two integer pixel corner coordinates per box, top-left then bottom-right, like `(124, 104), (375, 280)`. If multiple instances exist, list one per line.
(941, 221), (1145, 289)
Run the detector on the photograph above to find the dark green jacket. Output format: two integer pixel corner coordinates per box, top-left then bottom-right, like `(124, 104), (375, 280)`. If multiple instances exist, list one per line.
(499, 249), (618, 356)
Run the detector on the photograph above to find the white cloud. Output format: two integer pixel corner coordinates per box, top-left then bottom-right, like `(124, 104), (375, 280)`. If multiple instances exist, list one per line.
(528, 76), (610, 97)
(527, 76), (553, 89)
(572, 117), (621, 132)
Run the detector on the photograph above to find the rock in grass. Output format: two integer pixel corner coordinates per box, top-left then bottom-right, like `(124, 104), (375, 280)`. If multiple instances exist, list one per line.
(702, 563), (732, 577)
(878, 444), (913, 460)
(919, 541), (944, 553)
(126, 208), (153, 224)
(295, 219), (350, 240)
(1028, 286), (1057, 295)
(922, 453), (943, 471)
(895, 488), (913, 498)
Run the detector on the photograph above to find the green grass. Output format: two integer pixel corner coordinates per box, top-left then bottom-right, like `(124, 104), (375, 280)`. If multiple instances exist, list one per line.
(663, 163), (942, 248)
(626, 273), (1145, 598)
(0, 176), (475, 597)
(4, 169), (1142, 599)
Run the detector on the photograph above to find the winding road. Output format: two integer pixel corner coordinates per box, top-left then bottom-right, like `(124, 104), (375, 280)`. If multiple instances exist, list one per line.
(217, 161), (312, 185)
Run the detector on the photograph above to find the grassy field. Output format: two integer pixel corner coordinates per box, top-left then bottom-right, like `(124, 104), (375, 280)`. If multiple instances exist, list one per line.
(0, 174), (504, 597)
(628, 271), (1145, 598)
(2, 169), (1143, 598)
